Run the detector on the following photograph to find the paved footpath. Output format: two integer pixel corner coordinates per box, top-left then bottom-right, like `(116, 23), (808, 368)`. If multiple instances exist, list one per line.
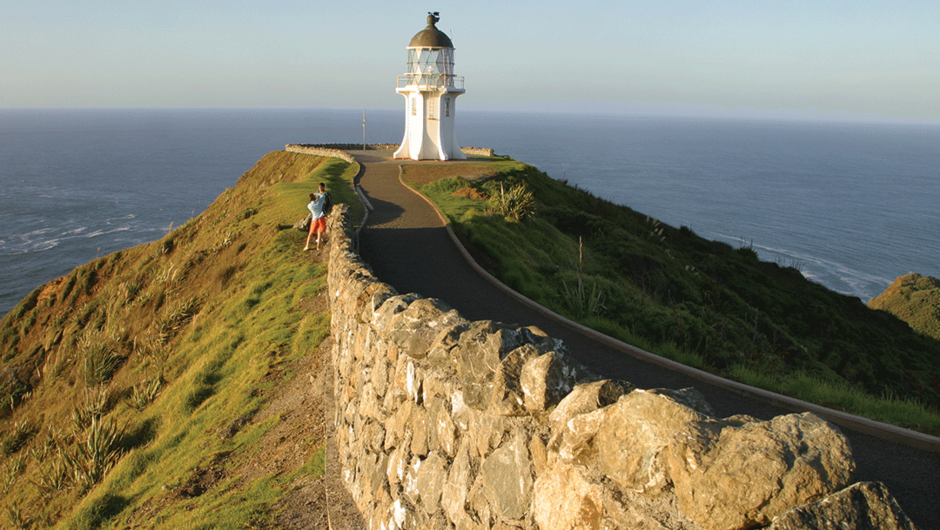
(351, 149), (939, 527)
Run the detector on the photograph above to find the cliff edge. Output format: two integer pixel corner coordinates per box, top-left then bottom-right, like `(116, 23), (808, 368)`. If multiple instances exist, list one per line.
(0, 151), (364, 528)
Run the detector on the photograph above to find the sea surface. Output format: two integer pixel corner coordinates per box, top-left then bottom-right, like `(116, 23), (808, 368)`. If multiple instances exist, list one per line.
(2, 107), (939, 316)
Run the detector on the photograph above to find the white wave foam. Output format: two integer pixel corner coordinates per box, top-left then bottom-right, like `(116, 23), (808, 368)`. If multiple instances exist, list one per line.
(27, 227), (57, 237)
(32, 240), (60, 252)
(61, 227), (88, 236)
(705, 229), (891, 300)
(85, 227), (132, 238)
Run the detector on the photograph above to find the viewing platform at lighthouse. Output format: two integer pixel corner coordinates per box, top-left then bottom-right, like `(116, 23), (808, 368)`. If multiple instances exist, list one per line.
(396, 73), (465, 91)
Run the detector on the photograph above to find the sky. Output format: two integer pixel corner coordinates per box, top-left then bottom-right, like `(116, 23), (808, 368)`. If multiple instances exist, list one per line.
(2, 0), (939, 123)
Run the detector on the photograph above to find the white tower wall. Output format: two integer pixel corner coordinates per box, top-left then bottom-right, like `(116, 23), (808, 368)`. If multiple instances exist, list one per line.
(397, 92), (464, 160)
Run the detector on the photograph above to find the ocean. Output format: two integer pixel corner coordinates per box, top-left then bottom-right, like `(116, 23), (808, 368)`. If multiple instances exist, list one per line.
(2, 107), (939, 316)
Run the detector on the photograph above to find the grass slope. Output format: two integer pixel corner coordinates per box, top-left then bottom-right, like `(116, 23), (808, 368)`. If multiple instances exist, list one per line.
(405, 158), (940, 435)
(0, 151), (357, 529)
(869, 273), (940, 341)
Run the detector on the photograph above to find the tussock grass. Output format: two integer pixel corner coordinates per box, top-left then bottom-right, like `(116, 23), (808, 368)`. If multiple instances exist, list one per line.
(0, 151), (357, 527)
(729, 366), (940, 431)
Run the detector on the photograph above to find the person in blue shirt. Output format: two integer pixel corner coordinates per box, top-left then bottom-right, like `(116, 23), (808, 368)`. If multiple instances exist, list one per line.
(304, 183), (328, 251)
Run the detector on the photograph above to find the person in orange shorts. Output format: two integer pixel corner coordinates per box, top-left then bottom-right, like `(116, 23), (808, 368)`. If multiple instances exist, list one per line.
(304, 183), (329, 251)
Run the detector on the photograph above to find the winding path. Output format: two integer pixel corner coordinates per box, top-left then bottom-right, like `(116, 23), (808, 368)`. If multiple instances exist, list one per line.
(351, 149), (940, 528)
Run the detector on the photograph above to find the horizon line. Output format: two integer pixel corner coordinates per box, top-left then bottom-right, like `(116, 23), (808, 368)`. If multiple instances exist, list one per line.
(4, 104), (938, 127)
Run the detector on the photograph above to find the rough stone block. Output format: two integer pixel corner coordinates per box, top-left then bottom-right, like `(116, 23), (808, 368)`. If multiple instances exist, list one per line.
(450, 390), (471, 431)
(402, 455), (422, 505)
(387, 498), (419, 530)
(373, 293), (422, 332)
(596, 388), (713, 495)
(369, 485), (395, 530)
(391, 357), (422, 405)
(467, 474), (494, 527)
(548, 379), (632, 433)
(668, 412), (856, 530)
(384, 399), (414, 452)
(553, 406), (607, 466)
(469, 410), (507, 460)
(358, 281), (397, 324)
(457, 321), (506, 408)
(427, 321), (472, 369)
(386, 444), (407, 492)
(371, 355), (390, 400)
(647, 387), (716, 417)
(425, 395), (444, 454)
(382, 380), (406, 421)
(410, 406), (430, 458)
(458, 321), (529, 409)
(491, 344), (541, 416)
(768, 481), (917, 530)
(356, 381), (380, 420)
(482, 430), (534, 521)
(521, 350), (605, 413)
(529, 435), (548, 476)
(519, 324), (566, 354)
(533, 462), (606, 530)
(386, 297), (465, 359)
(416, 452), (448, 515)
(442, 439), (473, 525)
(363, 419), (386, 454)
(422, 376), (448, 404)
(436, 399), (459, 457)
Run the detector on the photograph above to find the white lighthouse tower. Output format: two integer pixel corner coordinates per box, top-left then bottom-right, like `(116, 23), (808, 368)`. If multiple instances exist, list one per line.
(393, 12), (466, 161)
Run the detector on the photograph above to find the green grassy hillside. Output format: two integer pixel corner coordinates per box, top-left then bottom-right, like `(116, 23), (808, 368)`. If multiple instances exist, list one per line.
(869, 273), (940, 341)
(405, 159), (940, 434)
(2, 147), (937, 528)
(0, 151), (357, 529)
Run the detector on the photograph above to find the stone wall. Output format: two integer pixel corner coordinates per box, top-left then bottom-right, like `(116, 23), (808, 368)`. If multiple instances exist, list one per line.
(325, 204), (917, 530)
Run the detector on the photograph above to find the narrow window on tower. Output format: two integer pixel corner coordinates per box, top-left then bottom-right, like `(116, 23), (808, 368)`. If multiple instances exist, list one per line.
(445, 98), (451, 117)
(412, 97), (416, 116)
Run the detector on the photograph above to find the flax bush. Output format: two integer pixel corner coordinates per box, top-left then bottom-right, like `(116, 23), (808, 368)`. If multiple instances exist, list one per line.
(490, 182), (536, 222)
(62, 416), (125, 493)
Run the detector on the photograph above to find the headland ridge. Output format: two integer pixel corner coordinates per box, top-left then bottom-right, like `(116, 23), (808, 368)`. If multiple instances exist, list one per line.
(0, 147), (935, 528)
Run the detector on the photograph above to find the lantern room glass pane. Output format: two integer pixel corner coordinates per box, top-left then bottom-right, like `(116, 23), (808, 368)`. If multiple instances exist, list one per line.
(407, 48), (454, 76)
(403, 48), (459, 88)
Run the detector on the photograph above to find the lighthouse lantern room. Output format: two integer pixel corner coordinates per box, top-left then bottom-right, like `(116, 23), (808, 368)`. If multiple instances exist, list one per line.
(393, 12), (466, 161)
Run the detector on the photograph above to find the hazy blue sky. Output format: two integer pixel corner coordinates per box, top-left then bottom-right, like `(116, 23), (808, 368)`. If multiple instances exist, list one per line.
(2, 0), (938, 123)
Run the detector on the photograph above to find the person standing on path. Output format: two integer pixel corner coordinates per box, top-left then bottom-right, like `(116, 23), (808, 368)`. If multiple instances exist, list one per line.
(304, 183), (328, 251)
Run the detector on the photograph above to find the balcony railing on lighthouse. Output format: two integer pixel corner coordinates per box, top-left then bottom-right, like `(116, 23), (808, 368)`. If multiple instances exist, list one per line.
(397, 73), (465, 90)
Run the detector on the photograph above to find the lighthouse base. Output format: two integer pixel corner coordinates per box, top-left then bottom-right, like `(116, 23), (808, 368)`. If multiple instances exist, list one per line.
(394, 89), (465, 161)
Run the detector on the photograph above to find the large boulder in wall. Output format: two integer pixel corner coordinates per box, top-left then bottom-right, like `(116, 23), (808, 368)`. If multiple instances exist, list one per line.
(668, 412), (856, 530)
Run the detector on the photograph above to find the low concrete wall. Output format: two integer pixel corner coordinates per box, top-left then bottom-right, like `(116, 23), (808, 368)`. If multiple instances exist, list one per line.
(325, 204), (915, 530)
(461, 147), (496, 157)
(286, 143), (495, 159)
(285, 144), (357, 164)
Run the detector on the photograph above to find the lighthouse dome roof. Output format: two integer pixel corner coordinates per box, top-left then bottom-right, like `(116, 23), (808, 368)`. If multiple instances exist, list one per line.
(409, 12), (454, 48)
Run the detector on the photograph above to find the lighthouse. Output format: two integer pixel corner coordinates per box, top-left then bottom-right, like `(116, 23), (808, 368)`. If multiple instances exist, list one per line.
(393, 12), (466, 161)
